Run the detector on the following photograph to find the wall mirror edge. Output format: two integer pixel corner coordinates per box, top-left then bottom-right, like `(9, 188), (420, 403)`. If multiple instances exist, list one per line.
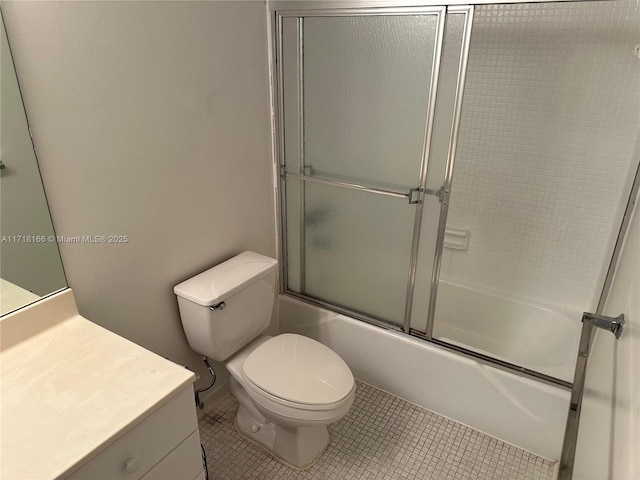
(0, 9), (68, 318)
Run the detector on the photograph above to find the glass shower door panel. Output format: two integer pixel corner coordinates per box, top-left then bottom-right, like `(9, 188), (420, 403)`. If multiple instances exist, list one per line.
(409, 11), (469, 333)
(286, 178), (416, 326)
(293, 14), (439, 190)
(431, 2), (640, 382)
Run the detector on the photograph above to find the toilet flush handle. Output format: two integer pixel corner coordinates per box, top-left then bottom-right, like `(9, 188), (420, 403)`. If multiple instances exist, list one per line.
(210, 301), (226, 311)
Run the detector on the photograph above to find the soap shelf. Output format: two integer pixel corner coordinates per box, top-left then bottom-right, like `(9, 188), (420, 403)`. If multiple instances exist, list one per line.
(444, 228), (470, 250)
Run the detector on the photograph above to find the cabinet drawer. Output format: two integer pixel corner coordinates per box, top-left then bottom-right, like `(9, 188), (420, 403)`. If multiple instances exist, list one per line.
(68, 387), (197, 480)
(140, 430), (202, 480)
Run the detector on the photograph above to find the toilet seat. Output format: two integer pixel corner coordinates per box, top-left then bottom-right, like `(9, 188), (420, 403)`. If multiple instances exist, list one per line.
(244, 375), (355, 412)
(242, 333), (354, 407)
(242, 377), (355, 428)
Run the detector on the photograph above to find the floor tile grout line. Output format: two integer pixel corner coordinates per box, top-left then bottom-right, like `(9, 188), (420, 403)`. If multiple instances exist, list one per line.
(199, 381), (556, 480)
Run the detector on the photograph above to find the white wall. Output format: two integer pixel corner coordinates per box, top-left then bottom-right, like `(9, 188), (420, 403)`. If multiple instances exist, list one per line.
(607, 189), (640, 479)
(2, 0), (275, 390)
(574, 138), (640, 478)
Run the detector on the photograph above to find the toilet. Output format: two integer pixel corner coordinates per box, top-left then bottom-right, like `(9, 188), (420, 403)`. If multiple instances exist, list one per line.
(174, 251), (355, 468)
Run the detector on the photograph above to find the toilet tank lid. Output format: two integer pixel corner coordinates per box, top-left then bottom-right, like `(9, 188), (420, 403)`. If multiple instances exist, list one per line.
(173, 251), (277, 306)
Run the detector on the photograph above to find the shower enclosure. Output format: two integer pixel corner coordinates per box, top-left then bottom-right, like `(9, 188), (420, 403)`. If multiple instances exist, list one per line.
(274, 2), (639, 475)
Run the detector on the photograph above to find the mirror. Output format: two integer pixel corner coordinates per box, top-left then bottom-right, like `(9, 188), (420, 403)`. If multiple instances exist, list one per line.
(1, 13), (67, 315)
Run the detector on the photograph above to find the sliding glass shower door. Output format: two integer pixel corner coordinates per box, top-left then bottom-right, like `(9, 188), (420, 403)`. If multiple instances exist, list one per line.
(278, 10), (449, 327)
(429, 2), (640, 383)
(276, 0), (638, 400)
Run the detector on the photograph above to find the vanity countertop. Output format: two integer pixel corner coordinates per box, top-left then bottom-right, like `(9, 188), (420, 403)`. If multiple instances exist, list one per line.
(0, 289), (196, 480)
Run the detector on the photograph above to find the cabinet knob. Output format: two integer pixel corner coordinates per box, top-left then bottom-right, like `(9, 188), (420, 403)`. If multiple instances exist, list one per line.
(124, 457), (140, 474)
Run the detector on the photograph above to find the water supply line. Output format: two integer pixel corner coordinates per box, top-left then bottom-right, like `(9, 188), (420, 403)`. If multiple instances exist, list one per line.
(194, 356), (216, 409)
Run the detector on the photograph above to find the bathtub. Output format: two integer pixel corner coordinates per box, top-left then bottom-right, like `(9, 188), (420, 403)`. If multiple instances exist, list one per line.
(278, 294), (571, 460)
(433, 281), (582, 383)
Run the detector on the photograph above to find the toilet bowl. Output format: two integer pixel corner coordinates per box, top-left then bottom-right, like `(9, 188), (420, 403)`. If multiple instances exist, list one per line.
(225, 334), (355, 468)
(174, 252), (355, 468)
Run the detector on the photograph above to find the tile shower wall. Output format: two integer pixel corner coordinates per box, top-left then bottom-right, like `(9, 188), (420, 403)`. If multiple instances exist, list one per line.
(441, 1), (640, 312)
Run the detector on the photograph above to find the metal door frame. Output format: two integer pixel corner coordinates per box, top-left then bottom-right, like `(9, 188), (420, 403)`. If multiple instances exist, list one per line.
(272, 5), (448, 331)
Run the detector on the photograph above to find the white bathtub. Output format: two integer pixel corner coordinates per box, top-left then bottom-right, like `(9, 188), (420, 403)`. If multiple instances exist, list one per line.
(433, 281), (582, 382)
(279, 294), (571, 460)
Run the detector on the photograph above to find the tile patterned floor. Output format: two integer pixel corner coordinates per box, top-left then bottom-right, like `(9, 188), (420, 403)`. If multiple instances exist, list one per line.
(199, 381), (556, 480)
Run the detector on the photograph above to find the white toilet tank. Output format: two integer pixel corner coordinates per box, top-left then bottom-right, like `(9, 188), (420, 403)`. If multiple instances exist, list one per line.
(174, 251), (278, 361)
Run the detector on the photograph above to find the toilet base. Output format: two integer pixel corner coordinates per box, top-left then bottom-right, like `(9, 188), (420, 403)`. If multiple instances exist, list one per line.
(235, 405), (330, 469)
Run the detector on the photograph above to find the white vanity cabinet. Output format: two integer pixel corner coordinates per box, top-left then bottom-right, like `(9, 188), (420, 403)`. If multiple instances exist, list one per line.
(67, 387), (203, 480)
(0, 290), (205, 480)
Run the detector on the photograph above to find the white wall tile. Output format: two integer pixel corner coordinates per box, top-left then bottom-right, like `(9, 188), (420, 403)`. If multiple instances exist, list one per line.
(442, 0), (640, 313)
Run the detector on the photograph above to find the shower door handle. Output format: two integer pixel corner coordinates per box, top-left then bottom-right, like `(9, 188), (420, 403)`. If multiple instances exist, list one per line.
(408, 188), (423, 204)
(409, 186), (444, 204)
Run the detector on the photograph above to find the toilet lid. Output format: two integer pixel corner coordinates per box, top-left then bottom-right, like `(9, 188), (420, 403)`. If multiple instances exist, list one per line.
(243, 334), (354, 406)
